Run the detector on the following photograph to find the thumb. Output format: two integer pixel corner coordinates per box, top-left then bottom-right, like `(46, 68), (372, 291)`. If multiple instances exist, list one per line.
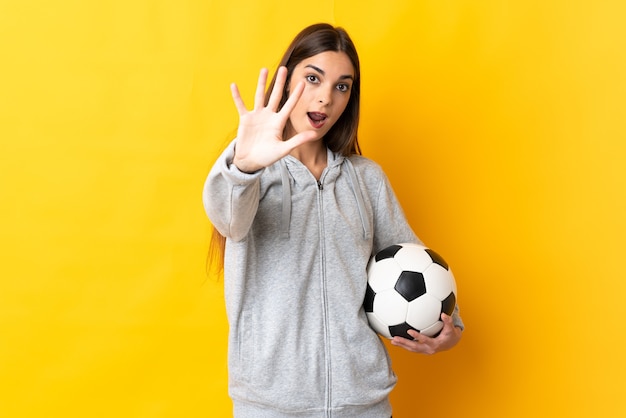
(441, 313), (454, 326)
(282, 130), (319, 151)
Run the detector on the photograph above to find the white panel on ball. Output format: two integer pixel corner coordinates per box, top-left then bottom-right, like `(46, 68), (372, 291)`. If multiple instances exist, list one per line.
(367, 258), (402, 293)
(393, 244), (433, 272)
(365, 312), (392, 339)
(406, 295), (442, 330)
(423, 264), (456, 301)
(372, 290), (408, 325)
(419, 320), (445, 338)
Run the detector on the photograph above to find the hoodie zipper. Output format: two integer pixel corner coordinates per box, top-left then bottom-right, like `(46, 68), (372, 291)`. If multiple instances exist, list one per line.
(316, 173), (332, 417)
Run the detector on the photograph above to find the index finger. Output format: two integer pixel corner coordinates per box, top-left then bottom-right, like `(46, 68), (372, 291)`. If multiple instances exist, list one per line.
(277, 80), (305, 120)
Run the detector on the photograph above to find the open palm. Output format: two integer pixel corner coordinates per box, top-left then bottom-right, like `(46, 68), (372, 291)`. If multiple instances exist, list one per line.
(230, 67), (317, 173)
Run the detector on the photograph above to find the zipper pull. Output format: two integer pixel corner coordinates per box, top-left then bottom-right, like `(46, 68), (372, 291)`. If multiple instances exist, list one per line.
(317, 180), (323, 190)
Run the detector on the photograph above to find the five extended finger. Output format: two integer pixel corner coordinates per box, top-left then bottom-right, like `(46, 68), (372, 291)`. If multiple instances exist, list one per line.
(281, 130), (318, 152)
(230, 83), (248, 115)
(253, 68), (269, 109)
(267, 66), (287, 111)
(278, 80), (305, 121)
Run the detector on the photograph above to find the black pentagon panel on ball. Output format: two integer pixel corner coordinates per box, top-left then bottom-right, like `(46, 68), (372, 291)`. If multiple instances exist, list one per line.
(394, 271), (426, 302)
(389, 322), (418, 340)
(364, 284), (376, 312)
(375, 244), (403, 262)
(425, 248), (449, 270)
(441, 292), (457, 316)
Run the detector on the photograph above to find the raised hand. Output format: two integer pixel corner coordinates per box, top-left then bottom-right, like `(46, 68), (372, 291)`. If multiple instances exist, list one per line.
(230, 66), (318, 173)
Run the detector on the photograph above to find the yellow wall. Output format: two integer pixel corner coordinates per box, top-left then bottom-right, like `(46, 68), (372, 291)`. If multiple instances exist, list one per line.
(1, 1), (625, 417)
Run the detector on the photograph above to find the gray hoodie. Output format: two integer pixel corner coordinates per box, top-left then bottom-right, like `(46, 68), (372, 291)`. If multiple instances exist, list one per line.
(203, 140), (463, 417)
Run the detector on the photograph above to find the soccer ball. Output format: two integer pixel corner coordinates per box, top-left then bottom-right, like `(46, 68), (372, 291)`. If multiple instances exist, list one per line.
(364, 243), (457, 339)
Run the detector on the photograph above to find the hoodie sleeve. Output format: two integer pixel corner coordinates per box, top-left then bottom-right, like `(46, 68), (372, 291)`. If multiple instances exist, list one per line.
(372, 170), (465, 331)
(202, 140), (264, 242)
(371, 172), (422, 254)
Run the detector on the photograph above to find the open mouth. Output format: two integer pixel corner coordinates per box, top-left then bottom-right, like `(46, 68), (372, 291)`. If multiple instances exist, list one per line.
(307, 112), (328, 129)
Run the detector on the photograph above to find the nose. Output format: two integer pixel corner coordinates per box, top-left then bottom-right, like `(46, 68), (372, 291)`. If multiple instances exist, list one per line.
(317, 84), (335, 105)
(317, 88), (332, 105)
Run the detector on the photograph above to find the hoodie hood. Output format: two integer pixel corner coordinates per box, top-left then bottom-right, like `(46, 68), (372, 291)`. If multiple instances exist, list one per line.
(279, 149), (371, 241)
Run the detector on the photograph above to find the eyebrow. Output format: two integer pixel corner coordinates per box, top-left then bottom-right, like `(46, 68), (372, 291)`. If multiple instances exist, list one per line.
(305, 64), (354, 81)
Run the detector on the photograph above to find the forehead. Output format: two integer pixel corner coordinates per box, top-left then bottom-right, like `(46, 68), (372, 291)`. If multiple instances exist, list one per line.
(295, 51), (355, 78)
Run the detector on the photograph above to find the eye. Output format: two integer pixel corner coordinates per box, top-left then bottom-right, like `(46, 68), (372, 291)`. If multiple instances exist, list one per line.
(306, 74), (319, 83)
(336, 83), (350, 93)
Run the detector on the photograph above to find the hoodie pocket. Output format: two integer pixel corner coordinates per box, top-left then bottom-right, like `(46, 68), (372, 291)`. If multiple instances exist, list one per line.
(235, 310), (254, 384)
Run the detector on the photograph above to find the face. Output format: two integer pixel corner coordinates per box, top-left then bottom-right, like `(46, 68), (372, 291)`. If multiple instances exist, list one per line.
(285, 51), (355, 140)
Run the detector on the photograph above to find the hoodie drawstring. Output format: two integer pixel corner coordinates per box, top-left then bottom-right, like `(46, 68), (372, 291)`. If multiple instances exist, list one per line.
(344, 158), (371, 241)
(279, 159), (292, 239)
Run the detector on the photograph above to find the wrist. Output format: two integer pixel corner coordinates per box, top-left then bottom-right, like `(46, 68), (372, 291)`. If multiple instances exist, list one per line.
(232, 156), (260, 174)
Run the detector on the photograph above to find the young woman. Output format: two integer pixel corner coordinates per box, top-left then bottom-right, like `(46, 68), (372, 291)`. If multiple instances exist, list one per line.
(203, 23), (464, 418)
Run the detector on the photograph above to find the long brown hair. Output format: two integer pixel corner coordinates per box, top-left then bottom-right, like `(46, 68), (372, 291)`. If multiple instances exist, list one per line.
(207, 23), (362, 274)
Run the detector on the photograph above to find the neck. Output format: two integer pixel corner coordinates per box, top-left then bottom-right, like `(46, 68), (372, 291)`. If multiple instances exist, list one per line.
(289, 139), (327, 180)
